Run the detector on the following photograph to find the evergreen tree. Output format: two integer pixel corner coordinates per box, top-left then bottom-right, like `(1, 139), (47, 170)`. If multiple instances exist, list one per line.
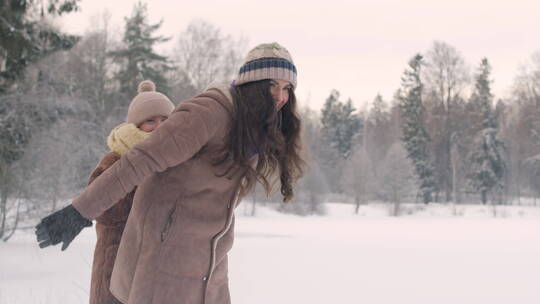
(0, 0), (79, 166)
(0, 0), (80, 238)
(0, 0), (80, 93)
(320, 90), (362, 159)
(109, 1), (171, 102)
(469, 59), (497, 129)
(369, 94), (388, 125)
(319, 89), (362, 193)
(467, 58), (505, 204)
(399, 54), (436, 204)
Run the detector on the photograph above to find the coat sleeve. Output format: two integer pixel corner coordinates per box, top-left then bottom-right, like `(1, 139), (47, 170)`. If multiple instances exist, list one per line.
(87, 153), (120, 185)
(73, 96), (230, 220)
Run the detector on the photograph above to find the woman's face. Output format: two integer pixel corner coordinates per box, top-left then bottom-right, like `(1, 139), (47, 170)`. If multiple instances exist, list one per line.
(269, 79), (292, 111)
(138, 115), (168, 132)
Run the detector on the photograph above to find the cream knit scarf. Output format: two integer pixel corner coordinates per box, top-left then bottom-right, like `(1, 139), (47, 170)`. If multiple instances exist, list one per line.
(107, 123), (151, 155)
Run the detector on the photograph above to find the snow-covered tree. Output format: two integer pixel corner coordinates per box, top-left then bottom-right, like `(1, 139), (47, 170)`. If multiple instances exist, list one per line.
(468, 129), (505, 205)
(320, 90), (362, 159)
(379, 143), (416, 215)
(399, 54), (436, 204)
(467, 58), (505, 205)
(0, 0), (80, 240)
(469, 59), (497, 129)
(319, 90), (362, 192)
(0, 0), (80, 93)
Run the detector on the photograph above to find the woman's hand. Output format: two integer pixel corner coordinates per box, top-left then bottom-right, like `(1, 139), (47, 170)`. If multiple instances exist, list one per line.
(35, 205), (92, 251)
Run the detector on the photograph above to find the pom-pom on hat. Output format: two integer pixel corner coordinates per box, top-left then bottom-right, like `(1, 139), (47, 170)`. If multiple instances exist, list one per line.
(126, 80), (175, 126)
(138, 80), (156, 92)
(235, 42), (297, 88)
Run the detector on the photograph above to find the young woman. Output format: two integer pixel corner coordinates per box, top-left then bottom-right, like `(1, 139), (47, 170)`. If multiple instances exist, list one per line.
(36, 42), (305, 304)
(89, 80), (174, 304)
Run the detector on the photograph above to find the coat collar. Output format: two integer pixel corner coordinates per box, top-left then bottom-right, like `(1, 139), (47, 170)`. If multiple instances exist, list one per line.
(204, 82), (234, 106)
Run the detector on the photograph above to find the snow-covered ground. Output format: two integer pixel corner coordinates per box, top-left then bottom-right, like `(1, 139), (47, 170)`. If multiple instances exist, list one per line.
(1, 202), (539, 304)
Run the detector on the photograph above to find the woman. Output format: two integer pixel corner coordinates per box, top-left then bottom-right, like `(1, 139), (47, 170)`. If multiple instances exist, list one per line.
(35, 42), (305, 304)
(89, 80), (174, 304)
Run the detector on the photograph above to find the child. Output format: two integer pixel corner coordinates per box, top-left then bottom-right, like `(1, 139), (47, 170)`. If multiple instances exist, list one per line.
(88, 80), (174, 304)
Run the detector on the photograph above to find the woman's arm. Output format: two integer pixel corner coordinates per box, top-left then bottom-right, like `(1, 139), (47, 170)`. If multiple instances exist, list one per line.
(87, 152), (120, 184)
(73, 95), (229, 220)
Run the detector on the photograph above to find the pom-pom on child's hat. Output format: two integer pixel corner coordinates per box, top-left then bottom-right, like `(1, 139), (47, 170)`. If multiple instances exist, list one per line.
(126, 80), (175, 126)
(235, 42), (297, 89)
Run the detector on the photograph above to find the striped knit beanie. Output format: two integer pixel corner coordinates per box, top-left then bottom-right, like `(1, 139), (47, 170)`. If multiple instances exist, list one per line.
(235, 42), (297, 89)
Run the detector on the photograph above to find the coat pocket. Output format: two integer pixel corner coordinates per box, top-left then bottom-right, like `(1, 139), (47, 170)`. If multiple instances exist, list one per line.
(160, 205), (178, 243)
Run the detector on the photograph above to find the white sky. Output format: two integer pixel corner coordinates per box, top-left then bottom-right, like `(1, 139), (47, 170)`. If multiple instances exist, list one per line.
(60, 0), (540, 111)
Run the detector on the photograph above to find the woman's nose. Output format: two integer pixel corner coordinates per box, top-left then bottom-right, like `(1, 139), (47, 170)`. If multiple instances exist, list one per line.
(275, 90), (285, 103)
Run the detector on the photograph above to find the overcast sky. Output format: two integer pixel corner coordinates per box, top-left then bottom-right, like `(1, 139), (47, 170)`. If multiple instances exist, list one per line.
(60, 0), (540, 110)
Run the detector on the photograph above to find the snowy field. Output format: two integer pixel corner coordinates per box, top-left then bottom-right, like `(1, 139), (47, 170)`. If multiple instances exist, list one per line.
(1, 202), (539, 304)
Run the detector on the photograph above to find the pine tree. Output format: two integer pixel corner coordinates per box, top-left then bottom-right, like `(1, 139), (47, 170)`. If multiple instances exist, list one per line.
(399, 54), (436, 204)
(467, 58), (505, 205)
(109, 2), (171, 102)
(0, 1), (80, 239)
(319, 90), (362, 193)
(369, 94), (388, 125)
(0, 0), (80, 93)
(0, 0), (79, 164)
(320, 90), (362, 159)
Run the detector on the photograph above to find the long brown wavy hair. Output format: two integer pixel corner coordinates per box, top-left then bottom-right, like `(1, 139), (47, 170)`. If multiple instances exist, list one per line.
(214, 79), (306, 202)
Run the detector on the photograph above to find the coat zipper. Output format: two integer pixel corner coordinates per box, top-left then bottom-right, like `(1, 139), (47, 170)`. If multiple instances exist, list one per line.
(202, 188), (241, 303)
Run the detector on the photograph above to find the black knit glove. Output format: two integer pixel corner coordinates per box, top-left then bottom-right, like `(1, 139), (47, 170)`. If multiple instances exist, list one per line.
(35, 204), (93, 251)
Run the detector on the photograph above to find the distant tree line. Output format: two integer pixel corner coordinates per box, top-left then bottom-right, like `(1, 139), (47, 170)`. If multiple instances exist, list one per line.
(300, 42), (540, 215)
